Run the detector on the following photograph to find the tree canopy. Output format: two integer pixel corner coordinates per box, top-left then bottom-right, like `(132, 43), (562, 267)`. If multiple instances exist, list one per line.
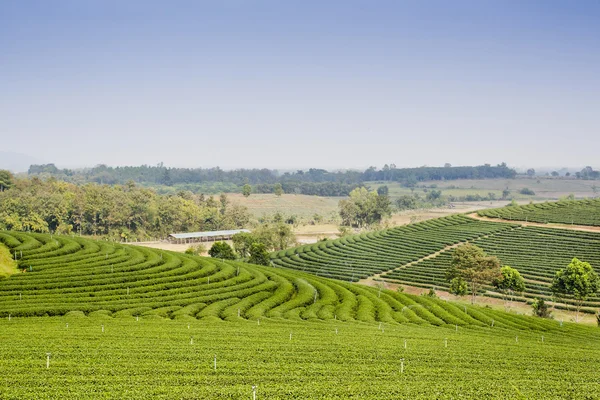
(338, 187), (391, 228)
(208, 242), (237, 260)
(551, 257), (599, 322)
(446, 244), (501, 303)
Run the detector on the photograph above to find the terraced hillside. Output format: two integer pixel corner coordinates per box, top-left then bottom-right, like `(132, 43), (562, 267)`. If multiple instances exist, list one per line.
(3, 230), (600, 399)
(382, 226), (600, 311)
(270, 215), (518, 281)
(477, 198), (600, 226)
(0, 230), (556, 329)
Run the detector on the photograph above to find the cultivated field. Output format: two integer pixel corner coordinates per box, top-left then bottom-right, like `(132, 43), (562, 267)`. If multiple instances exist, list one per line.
(478, 198), (600, 226)
(227, 193), (340, 219)
(2, 316), (599, 399)
(368, 177), (599, 201)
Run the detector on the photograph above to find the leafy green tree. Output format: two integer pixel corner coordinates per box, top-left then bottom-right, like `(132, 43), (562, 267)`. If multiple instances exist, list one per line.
(0, 170), (14, 191)
(531, 298), (552, 319)
(242, 184), (252, 198)
(449, 277), (468, 296)
(338, 187), (391, 228)
(493, 266), (525, 310)
(502, 188), (510, 200)
(425, 189), (442, 201)
(248, 243), (270, 266)
(376, 185), (389, 196)
(208, 242), (237, 260)
(396, 195), (419, 210)
(232, 232), (256, 258)
(446, 244), (501, 304)
(185, 244), (206, 256)
(274, 183), (283, 197)
(551, 258), (599, 322)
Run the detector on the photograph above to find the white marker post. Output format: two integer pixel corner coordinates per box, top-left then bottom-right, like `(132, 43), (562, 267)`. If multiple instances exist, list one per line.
(515, 336), (518, 343)
(19, 293), (22, 300)
(404, 339), (407, 349)
(335, 328), (338, 335)
(136, 316), (139, 322)
(101, 325), (104, 333)
(127, 287), (130, 295)
(46, 353), (51, 369)
(491, 320), (494, 327)
(541, 336), (544, 343)
(252, 385), (257, 400)
(445, 338), (448, 348)
(190, 337), (193, 345)
(400, 358), (404, 374)
(455, 324), (458, 332)
(238, 309), (240, 318)
(66, 323), (69, 329)
(257, 319), (260, 326)
(289, 333), (292, 341)
(214, 355), (217, 371)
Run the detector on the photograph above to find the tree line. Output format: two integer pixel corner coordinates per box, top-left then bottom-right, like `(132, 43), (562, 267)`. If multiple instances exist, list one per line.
(26, 163), (518, 196)
(0, 172), (251, 241)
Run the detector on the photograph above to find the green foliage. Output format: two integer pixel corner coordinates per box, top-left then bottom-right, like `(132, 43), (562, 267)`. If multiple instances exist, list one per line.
(449, 277), (468, 296)
(422, 288), (438, 298)
(446, 244), (501, 303)
(248, 243), (270, 266)
(252, 223), (296, 252)
(242, 184), (252, 197)
(208, 242), (237, 260)
(0, 170), (14, 191)
(376, 185), (389, 196)
(274, 183), (283, 197)
(338, 187), (391, 228)
(0, 177), (251, 240)
(184, 243), (206, 256)
(532, 298), (552, 319)
(232, 232), (255, 258)
(519, 188), (535, 196)
(478, 198), (600, 226)
(493, 266), (526, 309)
(0, 243), (17, 279)
(551, 258), (599, 321)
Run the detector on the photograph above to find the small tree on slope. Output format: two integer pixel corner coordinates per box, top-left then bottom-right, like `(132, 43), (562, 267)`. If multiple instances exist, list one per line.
(446, 244), (501, 304)
(493, 266), (526, 311)
(551, 258), (599, 323)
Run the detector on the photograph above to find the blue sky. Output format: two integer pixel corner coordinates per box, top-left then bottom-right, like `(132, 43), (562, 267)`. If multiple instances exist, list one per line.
(1, 1), (599, 170)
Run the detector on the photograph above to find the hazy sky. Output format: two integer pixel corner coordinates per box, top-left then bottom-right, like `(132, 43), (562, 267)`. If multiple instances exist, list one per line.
(1, 1), (599, 170)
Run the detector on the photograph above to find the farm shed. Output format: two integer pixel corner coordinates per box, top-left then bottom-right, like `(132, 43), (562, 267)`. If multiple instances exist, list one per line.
(168, 229), (250, 244)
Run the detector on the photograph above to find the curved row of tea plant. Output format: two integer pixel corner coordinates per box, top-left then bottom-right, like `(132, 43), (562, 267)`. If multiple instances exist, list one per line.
(382, 226), (600, 311)
(477, 198), (600, 226)
(0, 230), (567, 332)
(270, 215), (518, 281)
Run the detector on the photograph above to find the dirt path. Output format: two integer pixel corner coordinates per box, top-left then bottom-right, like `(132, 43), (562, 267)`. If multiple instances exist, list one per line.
(467, 212), (600, 233)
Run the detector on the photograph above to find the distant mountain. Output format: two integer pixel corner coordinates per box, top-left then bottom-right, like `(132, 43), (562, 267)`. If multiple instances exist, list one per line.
(0, 151), (45, 173)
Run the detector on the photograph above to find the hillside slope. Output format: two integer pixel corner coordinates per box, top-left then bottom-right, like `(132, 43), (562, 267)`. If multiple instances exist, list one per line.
(0, 231), (566, 332)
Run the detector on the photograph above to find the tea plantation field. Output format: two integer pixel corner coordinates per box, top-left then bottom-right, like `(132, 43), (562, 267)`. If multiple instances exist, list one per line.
(270, 215), (518, 281)
(477, 198), (600, 226)
(2, 316), (600, 399)
(2, 230), (600, 398)
(382, 226), (600, 311)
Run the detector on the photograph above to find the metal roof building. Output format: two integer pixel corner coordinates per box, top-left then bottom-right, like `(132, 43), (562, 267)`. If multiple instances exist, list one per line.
(168, 229), (250, 243)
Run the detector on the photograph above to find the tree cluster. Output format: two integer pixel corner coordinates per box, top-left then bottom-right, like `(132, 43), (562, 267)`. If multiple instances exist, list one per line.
(0, 177), (250, 241)
(338, 187), (391, 228)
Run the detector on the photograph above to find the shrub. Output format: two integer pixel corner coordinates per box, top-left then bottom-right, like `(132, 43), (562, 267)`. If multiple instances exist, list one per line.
(208, 242), (236, 260)
(532, 298), (552, 319)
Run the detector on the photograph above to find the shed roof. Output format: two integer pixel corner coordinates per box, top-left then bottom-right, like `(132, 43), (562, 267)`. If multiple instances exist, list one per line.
(169, 229), (250, 239)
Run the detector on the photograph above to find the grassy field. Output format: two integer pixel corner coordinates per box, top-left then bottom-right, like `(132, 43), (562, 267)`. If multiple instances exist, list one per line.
(2, 316), (599, 399)
(227, 193), (341, 220)
(367, 177), (599, 201)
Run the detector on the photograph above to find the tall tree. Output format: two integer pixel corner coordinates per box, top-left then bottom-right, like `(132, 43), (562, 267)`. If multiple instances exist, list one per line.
(248, 243), (270, 266)
(274, 183), (283, 197)
(242, 184), (252, 198)
(446, 244), (501, 304)
(493, 266), (526, 310)
(551, 258), (599, 322)
(338, 187), (391, 228)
